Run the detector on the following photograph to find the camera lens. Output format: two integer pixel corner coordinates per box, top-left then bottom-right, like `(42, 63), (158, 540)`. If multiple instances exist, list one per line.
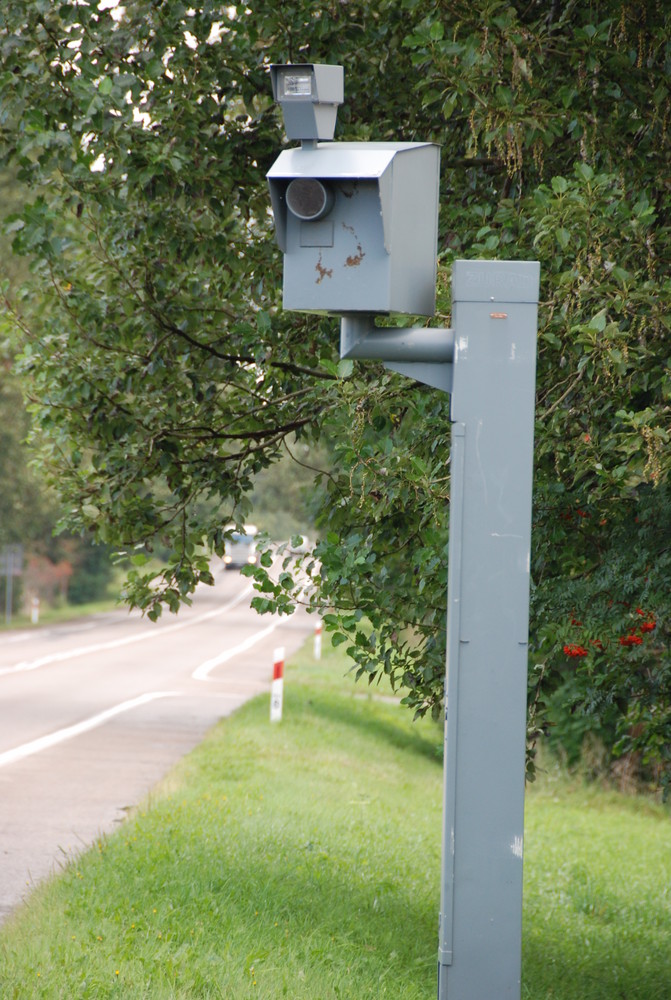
(286, 178), (334, 221)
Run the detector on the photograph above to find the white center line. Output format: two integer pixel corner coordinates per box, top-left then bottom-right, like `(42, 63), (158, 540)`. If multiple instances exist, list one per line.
(0, 583), (254, 678)
(0, 692), (179, 770)
(192, 620), (280, 681)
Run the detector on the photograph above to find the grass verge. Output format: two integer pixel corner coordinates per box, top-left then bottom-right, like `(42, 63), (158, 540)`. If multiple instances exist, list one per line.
(523, 762), (671, 999)
(0, 596), (122, 632)
(0, 641), (669, 999)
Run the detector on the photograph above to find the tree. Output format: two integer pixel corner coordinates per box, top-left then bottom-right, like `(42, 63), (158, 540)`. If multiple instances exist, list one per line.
(0, 1), (669, 783)
(0, 171), (115, 611)
(250, 437), (329, 540)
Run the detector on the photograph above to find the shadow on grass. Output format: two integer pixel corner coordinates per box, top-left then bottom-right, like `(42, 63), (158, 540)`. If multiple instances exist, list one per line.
(129, 826), (437, 992)
(522, 930), (671, 1000)
(301, 692), (443, 768)
(0, 806), (438, 997)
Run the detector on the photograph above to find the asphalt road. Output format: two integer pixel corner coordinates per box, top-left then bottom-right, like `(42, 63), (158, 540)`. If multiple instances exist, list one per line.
(0, 563), (313, 924)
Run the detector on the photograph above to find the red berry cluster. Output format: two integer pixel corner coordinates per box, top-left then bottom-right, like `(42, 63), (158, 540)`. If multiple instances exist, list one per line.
(560, 507), (590, 523)
(619, 632), (643, 647)
(563, 643), (588, 657)
(636, 608), (657, 631)
(619, 609), (656, 645)
(563, 607), (657, 659)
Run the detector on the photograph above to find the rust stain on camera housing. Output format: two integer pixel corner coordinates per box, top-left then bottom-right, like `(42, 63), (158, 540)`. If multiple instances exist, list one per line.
(315, 253), (333, 283)
(345, 244), (365, 267)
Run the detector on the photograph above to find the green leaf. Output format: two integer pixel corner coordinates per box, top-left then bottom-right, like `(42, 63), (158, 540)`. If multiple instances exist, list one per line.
(588, 311), (607, 332)
(574, 162), (594, 183)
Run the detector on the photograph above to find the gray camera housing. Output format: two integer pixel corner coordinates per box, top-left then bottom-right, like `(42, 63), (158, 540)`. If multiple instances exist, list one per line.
(267, 141), (440, 315)
(270, 64), (344, 142)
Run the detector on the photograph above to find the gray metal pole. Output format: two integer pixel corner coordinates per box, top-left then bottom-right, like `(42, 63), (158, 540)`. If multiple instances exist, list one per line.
(437, 260), (539, 999)
(338, 260), (540, 999)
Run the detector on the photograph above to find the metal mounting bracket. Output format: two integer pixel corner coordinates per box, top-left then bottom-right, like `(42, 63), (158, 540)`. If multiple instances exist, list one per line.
(339, 314), (454, 394)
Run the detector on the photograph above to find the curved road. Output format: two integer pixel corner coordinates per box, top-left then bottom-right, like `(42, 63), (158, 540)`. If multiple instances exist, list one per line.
(0, 563), (312, 923)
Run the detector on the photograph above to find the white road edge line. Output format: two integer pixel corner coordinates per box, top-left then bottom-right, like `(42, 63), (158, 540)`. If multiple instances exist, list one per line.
(192, 620), (280, 681)
(0, 583), (255, 679)
(0, 692), (180, 770)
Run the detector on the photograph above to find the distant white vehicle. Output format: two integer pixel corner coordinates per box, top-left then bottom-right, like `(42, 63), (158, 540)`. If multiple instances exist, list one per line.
(223, 524), (259, 569)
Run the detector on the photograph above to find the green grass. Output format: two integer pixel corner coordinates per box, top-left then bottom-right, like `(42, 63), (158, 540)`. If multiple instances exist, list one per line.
(523, 768), (671, 999)
(1, 641), (670, 999)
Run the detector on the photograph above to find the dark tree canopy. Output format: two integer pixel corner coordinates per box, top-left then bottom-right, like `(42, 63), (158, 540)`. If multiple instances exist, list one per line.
(0, 1), (669, 785)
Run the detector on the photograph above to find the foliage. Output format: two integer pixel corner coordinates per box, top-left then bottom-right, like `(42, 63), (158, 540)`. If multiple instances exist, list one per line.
(63, 539), (114, 604)
(0, 164), (33, 290)
(249, 437), (328, 540)
(0, 335), (54, 547)
(0, 2), (669, 779)
(0, 317), (115, 608)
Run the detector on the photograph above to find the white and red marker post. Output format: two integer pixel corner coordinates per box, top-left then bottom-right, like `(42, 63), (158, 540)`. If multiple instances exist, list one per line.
(270, 646), (285, 722)
(313, 619), (322, 660)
